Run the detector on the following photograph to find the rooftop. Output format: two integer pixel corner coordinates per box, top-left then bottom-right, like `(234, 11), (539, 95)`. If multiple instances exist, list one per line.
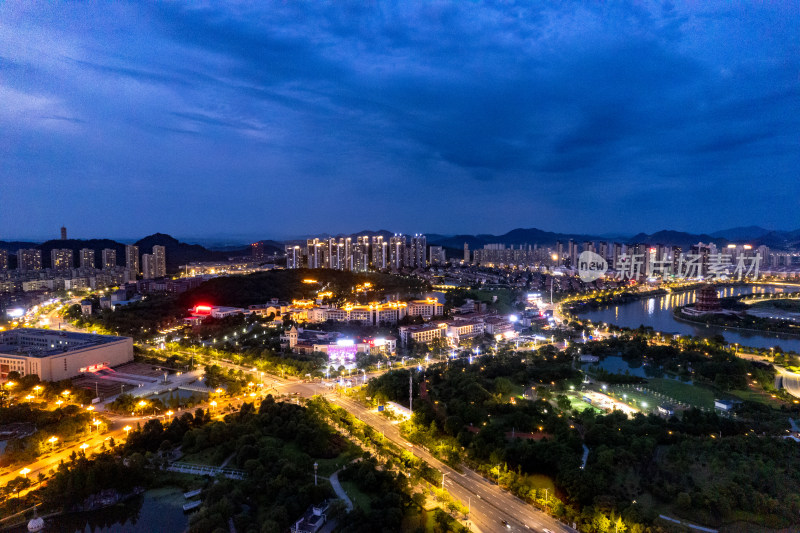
(0, 328), (128, 358)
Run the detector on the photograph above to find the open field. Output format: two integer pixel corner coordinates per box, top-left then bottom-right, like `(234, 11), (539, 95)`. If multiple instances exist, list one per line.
(644, 378), (715, 409)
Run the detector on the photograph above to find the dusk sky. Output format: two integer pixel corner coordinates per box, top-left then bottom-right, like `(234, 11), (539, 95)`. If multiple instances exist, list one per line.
(1, 1), (798, 241)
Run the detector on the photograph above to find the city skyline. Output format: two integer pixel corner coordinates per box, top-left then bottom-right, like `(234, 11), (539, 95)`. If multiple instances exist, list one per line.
(1, 2), (798, 239)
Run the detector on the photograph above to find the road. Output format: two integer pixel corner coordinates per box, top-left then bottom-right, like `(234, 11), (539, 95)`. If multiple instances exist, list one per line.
(275, 383), (573, 533)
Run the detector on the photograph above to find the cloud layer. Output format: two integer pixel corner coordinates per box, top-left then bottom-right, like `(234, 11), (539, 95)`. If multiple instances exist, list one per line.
(1, 1), (798, 239)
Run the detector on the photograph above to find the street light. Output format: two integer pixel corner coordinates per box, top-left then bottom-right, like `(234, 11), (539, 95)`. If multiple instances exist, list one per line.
(33, 385), (42, 397)
(19, 468), (31, 478)
(47, 436), (58, 452)
(166, 410), (174, 421)
(79, 443), (89, 453)
(123, 425), (132, 438)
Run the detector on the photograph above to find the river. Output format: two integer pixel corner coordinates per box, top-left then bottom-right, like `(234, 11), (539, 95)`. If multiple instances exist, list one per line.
(574, 284), (800, 352)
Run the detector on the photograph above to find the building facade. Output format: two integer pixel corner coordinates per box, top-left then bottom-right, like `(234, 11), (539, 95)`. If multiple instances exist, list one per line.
(0, 329), (134, 382)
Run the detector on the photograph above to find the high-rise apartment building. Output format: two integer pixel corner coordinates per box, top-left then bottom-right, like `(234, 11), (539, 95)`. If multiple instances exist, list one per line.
(371, 236), (387, 269)
(285, 245), (301, 269)
(430, 246), (446, 265)
(0, 249), (8, 270)
(79, 248), (95, 269)
(51, 249), (73, 270)
(142, 254), (154, 279)
(152, 245), (166, 278)
(17, 249), (42, 271)
(125, 245), (139, 276)
(463, 243), (470, 264)
(390, 235), (406, 269)
(60, 226), (67, 240)
(410, 234), (427, 268)
(102, 248), (116, 269)
(251, 242), (266, 262)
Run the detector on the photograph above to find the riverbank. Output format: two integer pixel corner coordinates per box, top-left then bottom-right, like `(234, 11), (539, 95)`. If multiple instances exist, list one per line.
(673, 308), (800, 341)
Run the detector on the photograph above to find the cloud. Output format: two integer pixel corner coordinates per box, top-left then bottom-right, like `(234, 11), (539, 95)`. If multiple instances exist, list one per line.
(0, 0), (797, 237)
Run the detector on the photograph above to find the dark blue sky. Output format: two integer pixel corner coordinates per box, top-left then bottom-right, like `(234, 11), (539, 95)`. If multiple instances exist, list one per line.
(1, 1), (798, 241)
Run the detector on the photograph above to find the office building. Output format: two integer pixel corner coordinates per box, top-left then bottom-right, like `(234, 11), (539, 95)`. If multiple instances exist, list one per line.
(152, 245), (166, 278)
(0, 328), (133, 382)
(17, 249), (42, 271)
(79, 248), (95, 269)
(102, 248), (116, 270)
(51, 249), (74, 270)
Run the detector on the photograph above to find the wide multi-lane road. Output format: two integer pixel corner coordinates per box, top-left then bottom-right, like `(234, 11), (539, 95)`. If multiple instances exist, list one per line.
(271, 374), (573, 533)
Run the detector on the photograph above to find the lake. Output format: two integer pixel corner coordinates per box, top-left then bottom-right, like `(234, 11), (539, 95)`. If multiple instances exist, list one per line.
(575, 284), (800, 352)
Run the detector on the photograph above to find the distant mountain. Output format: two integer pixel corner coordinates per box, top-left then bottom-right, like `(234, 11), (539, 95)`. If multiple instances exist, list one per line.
(626, 230), (722, 249)
(429, 227), (605, 249)
(710, 226), (772, 241)
(135, 233), (233, 271)
(0, 241), (40, 252)
(753, 229), (800, 251)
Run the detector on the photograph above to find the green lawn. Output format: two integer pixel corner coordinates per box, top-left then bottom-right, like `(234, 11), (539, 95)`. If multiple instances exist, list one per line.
(726, 388), (784, 408)
(180, 447), (224, 466)
(644, 378), (715, 409)
(565, 392), (603, 413)
(340, 479), (372, 512)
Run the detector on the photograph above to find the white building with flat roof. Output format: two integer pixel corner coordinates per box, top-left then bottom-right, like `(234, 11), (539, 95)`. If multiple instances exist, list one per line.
(0, 328), (133, 382)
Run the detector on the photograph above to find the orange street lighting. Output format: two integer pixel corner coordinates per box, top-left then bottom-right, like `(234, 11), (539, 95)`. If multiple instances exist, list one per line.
(166, 410), (174, 421)
(215, 388), (224, 394)
(33, 385), (42, 396)
(123, 425), (132, 437)
(86, 405), (95, 412)
(5, 381), (15, 388)
(19, 468), (31, 478)
(25, 395), (34, 400)
(61, 390), (70, 397)
(79, 443), (89, 452)
(47, 436), (58, 452)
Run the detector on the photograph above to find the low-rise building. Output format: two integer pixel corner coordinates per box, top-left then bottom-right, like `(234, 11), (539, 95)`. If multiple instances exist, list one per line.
(399, 322), (447, 344)
(0, 329), (133, 382)
(407, 298), (444, 319)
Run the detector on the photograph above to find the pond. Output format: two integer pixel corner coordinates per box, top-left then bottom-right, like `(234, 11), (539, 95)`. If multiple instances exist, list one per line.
(10, 487), (189, 533)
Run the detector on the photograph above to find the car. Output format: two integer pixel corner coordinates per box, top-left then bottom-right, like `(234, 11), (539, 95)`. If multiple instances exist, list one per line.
(501, 519), (511, 529)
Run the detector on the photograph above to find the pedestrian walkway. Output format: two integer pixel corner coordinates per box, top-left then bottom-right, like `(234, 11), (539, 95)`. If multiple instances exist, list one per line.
(166, 461), (246, 480)
(329, 469), (353, 512)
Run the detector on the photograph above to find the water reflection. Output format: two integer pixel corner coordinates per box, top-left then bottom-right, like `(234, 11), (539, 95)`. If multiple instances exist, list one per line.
(577, 285), (800, 351)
